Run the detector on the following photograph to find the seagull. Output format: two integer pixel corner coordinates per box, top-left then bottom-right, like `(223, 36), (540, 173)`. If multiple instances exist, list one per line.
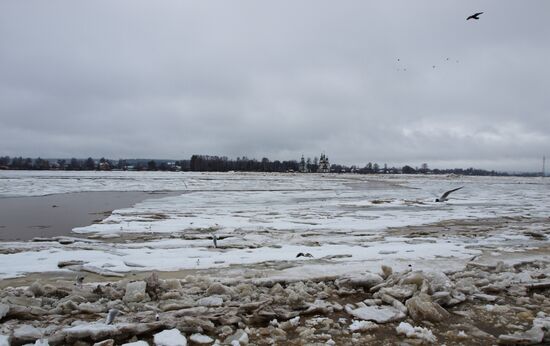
(74, 275), (84, 288)
(467, 12), (483, 20)
(435, 187), (464, 202)
(212, 234), (218, 248)
(106, 308), (121, 325)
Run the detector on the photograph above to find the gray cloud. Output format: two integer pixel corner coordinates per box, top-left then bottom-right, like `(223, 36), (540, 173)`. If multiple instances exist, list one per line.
(1, 0), (549, 171)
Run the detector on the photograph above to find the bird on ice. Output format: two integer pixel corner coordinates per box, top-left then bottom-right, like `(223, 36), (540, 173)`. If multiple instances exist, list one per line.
(212, 234), (218, 248)
(74, 275), (84, 288)
(435, 187), (464, 202)
(106, 308), (121, 325)
(467, 12), (483, 20)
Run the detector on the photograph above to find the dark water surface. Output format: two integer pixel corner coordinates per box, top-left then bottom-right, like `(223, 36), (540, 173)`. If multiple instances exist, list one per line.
(0, 191), (181, 241)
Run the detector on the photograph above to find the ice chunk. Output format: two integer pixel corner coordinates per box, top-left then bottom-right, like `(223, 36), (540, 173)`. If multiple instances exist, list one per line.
(345, 305), (405, 323)
(498, 327), (544, 345)
(405, 293), (450, 322)
(396, 322), (437, 343)
(224, 329), (248, 345)
(154, 328), (187, 346)
(289, 316), (300, 327)
(63, 323), (117, 341)
(0, 304), (9, 319)
(121, 342), (149, 346)
(14, 325), (44, 341)
(349, 320), (379, 332)
(197, 296), (223, 307)
(123, 281), (149, 303)
(189, 333), (214, 344)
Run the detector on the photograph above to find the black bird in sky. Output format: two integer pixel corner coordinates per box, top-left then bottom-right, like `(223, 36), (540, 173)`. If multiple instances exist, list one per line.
(467, 12), (483, 20)
(435, 187), (464, 202)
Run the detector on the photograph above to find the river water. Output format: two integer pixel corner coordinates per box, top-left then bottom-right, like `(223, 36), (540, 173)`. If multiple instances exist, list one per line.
(0, 191), (180, 241)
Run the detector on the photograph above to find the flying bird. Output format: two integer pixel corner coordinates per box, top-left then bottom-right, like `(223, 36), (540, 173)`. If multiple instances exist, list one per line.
(435, 187), (464, 202)
(467, 12), (483, 20)
(296, 252), (314, 258)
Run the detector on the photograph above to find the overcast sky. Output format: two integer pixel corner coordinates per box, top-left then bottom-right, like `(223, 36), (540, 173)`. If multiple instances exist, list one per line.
(1, 1), (549, 171)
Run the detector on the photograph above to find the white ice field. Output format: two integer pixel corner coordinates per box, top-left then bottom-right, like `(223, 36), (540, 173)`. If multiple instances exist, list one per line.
(0, 171), (549, 279)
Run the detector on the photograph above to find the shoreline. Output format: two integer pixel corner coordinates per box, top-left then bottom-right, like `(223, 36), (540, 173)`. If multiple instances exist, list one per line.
(1, 245), (548, 345)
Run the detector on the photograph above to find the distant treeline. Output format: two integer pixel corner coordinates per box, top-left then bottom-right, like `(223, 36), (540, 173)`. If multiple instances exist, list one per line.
(189, 155), (299, 172)
(0, 156), (189, 172)
(0, 155), (539, 177)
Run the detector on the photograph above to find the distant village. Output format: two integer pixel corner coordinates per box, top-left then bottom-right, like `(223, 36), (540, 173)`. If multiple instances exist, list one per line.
(0, 154), (542, 177)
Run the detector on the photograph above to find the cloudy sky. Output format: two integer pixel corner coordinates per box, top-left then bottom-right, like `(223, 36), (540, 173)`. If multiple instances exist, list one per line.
(1, 1), (549, 171)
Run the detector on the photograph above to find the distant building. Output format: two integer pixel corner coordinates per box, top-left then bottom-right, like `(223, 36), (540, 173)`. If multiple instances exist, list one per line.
(318, 153), (330, 173)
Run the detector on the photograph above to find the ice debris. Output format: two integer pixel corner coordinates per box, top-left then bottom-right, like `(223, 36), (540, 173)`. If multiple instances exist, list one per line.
(396, 322), (437, 343)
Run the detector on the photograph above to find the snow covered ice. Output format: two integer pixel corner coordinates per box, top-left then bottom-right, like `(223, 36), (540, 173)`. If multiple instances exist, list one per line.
(0, 171), (549, 279)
